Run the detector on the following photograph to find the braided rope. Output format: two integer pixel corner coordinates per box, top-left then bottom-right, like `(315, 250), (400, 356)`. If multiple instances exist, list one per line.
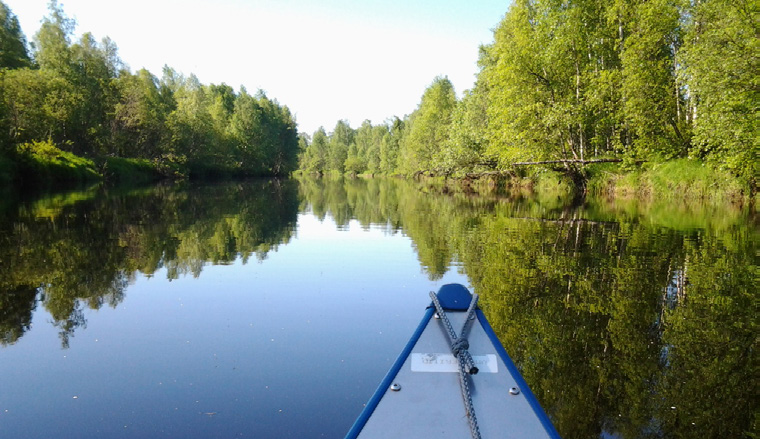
(429, 292), (479, 374)
(429, 292), (482, 439)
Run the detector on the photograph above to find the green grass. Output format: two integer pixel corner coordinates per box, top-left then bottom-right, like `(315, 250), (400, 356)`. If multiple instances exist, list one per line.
(16, 140), (100, 185)
(531, 169), (575, 194)
(100, 157), (162, 185)
(586, 158), (749, 202)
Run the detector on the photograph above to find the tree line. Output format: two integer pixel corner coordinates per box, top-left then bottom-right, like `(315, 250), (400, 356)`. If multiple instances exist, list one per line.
(298, 0), (756, 190)
(0, 1), (299, 179)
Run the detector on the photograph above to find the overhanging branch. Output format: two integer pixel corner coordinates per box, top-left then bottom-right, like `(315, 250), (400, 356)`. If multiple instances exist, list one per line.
(512, 159), (635, 166)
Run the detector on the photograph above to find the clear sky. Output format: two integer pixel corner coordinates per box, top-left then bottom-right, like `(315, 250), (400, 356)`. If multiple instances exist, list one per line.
(4, 0), (508, 135)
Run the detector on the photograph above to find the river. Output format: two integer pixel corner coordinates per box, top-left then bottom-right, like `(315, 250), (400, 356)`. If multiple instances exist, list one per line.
(0, 177), (755, 438)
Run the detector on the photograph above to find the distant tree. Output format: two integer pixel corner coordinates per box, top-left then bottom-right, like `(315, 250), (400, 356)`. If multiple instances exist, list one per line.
(681, 0), (758, 187)
(250, 90), (298, 175)
(296, 132), (310, 169)
(206, 82), (236, 166)
(344, 142), (364, 174)
(2, 68), (82, 145)
(305, 127), (329, 172)
(265, 98), (298, 175)
(33, 0), (75, 77)
(440, 81), (490, 173)
(228, 87), (263, 172)
(112, 68), (169, 157)
(70, 32), (122, 153)
(379, 117), (404, 173)
(0, 1), (31, 69)
(328, 120), (353, 173)
(618, 0), (688, 159)
(226, 88), (298, 175)
(399, 76), (456, 173)
(346, 119), (374, 174)
(367, 124), (386, 173)
(165, 73), (213, 167)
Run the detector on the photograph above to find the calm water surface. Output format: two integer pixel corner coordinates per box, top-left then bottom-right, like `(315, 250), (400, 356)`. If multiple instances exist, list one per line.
(0, 178), (756, 438)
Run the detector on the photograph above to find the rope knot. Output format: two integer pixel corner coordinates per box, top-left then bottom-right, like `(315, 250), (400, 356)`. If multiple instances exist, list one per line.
(452, 338), (470, 357)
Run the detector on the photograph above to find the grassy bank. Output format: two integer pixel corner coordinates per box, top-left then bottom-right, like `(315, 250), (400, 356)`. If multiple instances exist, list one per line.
(100, 157), (163, 185)
(14, 140), (100, 186)
(394, 158), (754, 206)
(586, 159), (753, 204)
(6, 141), (166, 189)
(5, 141), (286, 191)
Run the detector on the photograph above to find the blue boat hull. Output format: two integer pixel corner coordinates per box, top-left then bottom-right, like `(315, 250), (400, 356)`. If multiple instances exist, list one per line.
(346, 284), (561, 438)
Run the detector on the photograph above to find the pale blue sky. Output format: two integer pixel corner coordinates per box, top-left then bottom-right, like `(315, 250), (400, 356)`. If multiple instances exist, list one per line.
(4, 0), (508, 134)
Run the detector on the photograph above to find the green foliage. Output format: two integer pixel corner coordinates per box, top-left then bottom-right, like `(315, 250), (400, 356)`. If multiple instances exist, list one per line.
(346, 120), (369, 174)
(328, 120), (353, 173)
(32, 1), (75, 76)
(0, 180), (299, 346)
(112, 69), (170, 158)
(294, 0), (751, 197)
(619, 0), (688, 158)
(100, 157), (161, 184)
(299, 127), (329, 173)
(380, 117), (404, 173)
(0, 1), (31, 69)
(680, 0), (759, 187)
(16, 139), (99, 184)
(2, 68), (83, 145)
(0, 151), (15, 184)
(399, 76), (457, 173)
(0, 0), (751, 192)
(298, 118), (406, 176)
(440, 84), (490, 173)
(586, 158), (748, 201)
(0, 1), (300, 185)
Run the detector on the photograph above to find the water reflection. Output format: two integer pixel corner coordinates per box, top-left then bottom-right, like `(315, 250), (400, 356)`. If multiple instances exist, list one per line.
(0, 176), (755, 438)
(0, 180), (298, 347)
(297, 177), (756, 438)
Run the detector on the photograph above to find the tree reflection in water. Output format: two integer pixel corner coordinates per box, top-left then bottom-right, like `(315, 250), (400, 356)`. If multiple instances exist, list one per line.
(0, 180), (299, 347)
(297, 176), (756, 439)
(0, 176), (755, 438)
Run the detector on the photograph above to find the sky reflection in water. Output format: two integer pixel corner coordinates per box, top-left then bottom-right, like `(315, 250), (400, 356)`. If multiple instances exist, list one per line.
(0, 194), (467, 439)
(0, 178), (755, 438)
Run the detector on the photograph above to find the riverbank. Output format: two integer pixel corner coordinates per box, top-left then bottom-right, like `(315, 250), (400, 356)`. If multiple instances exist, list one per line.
(1, 141), (162, 189)
(586, 159), (753, 204)
(0, 140), (285, 190)
(7, 144), (755, 207)
(416, 159), (755, 206)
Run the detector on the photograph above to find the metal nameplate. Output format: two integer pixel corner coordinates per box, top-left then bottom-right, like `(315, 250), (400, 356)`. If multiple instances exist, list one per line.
(411, 353), (498, 373)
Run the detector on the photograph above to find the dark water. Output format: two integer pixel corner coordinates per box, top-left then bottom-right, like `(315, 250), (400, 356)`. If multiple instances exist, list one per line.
(0, 178), (756, 438)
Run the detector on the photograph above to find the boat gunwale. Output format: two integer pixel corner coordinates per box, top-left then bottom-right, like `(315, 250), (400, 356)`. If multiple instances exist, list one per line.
(345, 306), (436, 438)
(345, 285), (562, 438)
(476, 309), (562, 439)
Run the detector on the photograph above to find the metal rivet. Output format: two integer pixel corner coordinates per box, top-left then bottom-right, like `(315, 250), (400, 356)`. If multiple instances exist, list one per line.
(390, 383), (401, 392)
(434, 313), (441, 319)
(509, 387), (520, 395)
(469, 314), (476, 320)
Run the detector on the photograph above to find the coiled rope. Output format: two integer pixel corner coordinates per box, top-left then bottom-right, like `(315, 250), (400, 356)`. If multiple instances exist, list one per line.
(429, 291), (482, 439)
